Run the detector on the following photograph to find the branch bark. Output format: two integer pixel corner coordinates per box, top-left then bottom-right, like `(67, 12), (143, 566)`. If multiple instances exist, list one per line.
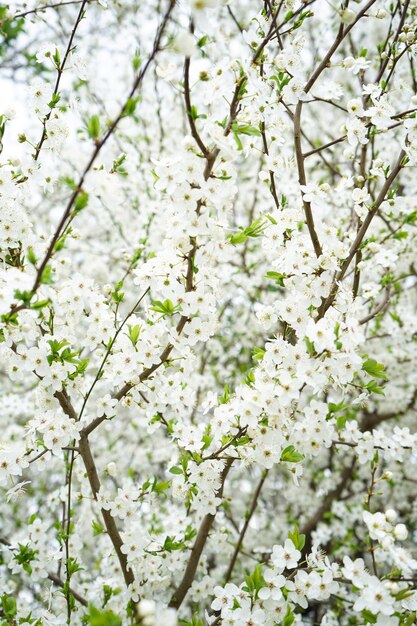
(169, 459), (233, 609)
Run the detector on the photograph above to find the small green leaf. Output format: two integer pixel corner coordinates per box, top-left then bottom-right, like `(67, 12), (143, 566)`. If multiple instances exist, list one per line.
(252, 347), (265, 361)
(288, 525), (306, 551)
(227, 217), (267, 245)
(219, 385), (230, 404)
(281, 445), (304, 463)
(282, 606), (295, 626)
(122, 97), (140, 117)
(361, 609), (377, 624)
(150, 299), (180, 317)
(86, 115), (101, 140)
(128, 324), (141, 346)
(73, 191), (89, 215)
(365, 379), (385, 395)
(92, 520), (104, 536)
(362, 358), (387, 380)
(265, 271), (286, 287)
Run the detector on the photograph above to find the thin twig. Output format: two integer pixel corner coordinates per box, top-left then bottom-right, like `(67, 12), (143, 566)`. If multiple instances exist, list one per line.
(224, 471), (268, 583)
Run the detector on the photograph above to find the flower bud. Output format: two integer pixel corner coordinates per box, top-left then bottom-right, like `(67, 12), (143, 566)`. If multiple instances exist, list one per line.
(385, 509), (397, 523)
(394, 523), (408, 541)
(105, 462), (117, 476)
(340, 9), (356, 24)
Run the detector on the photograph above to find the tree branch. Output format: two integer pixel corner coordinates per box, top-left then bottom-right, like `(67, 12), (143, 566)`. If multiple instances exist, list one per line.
(169, 459), (233, 609)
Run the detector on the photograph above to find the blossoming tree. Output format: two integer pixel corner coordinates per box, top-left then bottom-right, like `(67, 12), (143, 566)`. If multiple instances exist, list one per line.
(1, 0), (417, 624)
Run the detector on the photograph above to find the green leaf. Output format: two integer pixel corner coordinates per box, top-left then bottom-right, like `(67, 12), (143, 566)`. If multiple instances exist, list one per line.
(163, 535), (185, 551)
(288, 525), (306, 551)
(86, 115), (101, 140)
(231, 122), (261, 137)
(327, 400), (347, 414)
(14, 543), (38, 575)
(48, 92), (60, 109)
(27, 247), (37, 265)
(219, 384), (230, 404)
(394, 588), (415, 601)
(243, 563), (265, 598)
(228, 230), (247, 244)
(304, 336), (316, 356)
(152, 479), (170, 494)
(92, 520), (104, 536)
(14, 289), (32, 304)
(393, 230), (408, 240)
(31, 299), (50, 310)
(361, 609), (377, 623)
(281, 445), (304, 463)
(189, 105), (199, 120)
(52, 47), (61, 66)
(180, 614), (204, 626)
(243, 368), (255, 386)
(282, 606), (295, 626)
(132, 50), (141, 71)
(87, 606), (122, 626)
(128, 324), (141, 346)
(227, 217), (267, 245)
(365, 379), (385, 395)
(265, 271), (286, 287)
(252, 347), (265, 361)
(67, 557), (82, 576)
(149, 299), (180, 317)
(362, 358), (387, 380)
(231, 122), (261, 150)
(122, 97), (140, 117)
(404, 210), (417, 224)
(1, 594), (17, 619)
(73, 191), (89, 215)
(111, 280), (124, 303)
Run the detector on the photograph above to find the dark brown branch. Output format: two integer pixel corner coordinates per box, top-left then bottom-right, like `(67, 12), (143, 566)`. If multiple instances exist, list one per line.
(319, 150), (406, 318)
(227, 5), (244, 33)
(303, 134), (347, 158)
(291, 0), (380, 259)
(169, 459), (233, 609)
(359, 288), (391, 324)
(293, 100), (323, 258)
(292, 2), (377, 258)
(78, 434), (134, 586)
(55, 391), (134, 586)
(183, 56), (210, 157)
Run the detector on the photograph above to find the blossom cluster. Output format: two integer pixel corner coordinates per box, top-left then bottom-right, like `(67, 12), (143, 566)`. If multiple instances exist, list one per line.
(1, 0), (417, 625)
